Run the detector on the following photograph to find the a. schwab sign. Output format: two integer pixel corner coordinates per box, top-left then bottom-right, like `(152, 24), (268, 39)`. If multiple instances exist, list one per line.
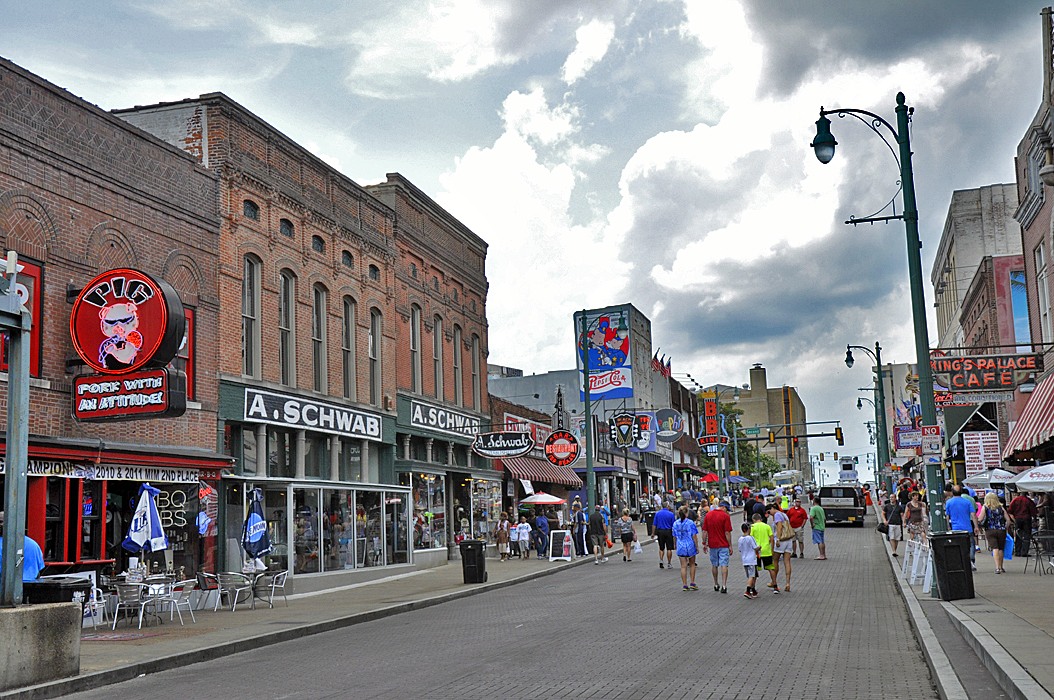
(409, 398), (481, 438)
(244, 388), (382, 441)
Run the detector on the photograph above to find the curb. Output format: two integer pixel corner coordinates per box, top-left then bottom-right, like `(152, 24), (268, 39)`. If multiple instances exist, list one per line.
(0, 550), (610, 700)
(942, 603), (1054, 700)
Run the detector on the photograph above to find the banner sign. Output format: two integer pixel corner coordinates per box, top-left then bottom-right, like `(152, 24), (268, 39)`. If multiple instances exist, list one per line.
(894, 425), (921, 449)
(930, 353), (1042, 391)
(73, 368), (185, 422)
(962, 431), (1001, 476)
(697, 393), (727, 448)
(575, 308), (634, 401)
(935, 390), (1015, 406)
(504, 413), (552, 451)
(245, 387), (383, 441)
(471, 431), (534, 459)
(0, 458), (199, 483)
(629, 412), (656, 453)
(654, 408), (684, 442)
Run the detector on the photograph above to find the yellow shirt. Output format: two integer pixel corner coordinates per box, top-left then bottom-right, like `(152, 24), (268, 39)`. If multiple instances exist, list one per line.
(750, 522), (773, 557)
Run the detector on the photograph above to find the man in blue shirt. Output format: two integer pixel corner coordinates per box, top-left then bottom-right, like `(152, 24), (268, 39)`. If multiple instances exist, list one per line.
(945, 485), (979, 570)
(533, 510), (549, 559)
(653, 503), (676, 569)
(0, 521), (46, 581)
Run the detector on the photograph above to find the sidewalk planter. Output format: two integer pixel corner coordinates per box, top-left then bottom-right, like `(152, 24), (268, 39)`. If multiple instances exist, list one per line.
(458, 540), (487, 584)
(931, 530), (975, 601)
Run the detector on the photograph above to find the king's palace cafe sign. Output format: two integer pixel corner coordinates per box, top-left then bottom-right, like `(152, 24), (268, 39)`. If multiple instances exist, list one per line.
(930, 353), (1043, 391)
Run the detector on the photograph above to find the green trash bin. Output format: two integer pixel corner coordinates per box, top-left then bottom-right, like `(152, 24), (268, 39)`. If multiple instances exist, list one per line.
(458, 540), (487, 584)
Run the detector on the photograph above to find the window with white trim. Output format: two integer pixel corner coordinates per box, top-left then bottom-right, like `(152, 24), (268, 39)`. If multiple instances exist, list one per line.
(279, 269), (296, 386)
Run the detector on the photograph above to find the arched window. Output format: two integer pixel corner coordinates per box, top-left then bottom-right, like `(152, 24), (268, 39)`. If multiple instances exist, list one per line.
(342, 250), (354, 268)
(280, 219), (295, 238)
(311, 235), (325, 254)
(278, 269), (296, 386)
(312, 284), (328, 393)
(471, 334), (481, 410)
(242, 255), (261, 377)
(409, 262), (418, 278)
(342, 297), (357, 399)
(452, 325), (463, 407)
(243, 200), (260, 220)
(369, 309), (382, 406)
(432, 316), (444, 400)
(433, 277), (439, 291)
(410, 304), (422, 393)
(369, 264), (380, 281)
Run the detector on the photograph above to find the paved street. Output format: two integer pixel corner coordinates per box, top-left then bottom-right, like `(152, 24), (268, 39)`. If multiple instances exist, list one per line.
(60, 519), (934, 700)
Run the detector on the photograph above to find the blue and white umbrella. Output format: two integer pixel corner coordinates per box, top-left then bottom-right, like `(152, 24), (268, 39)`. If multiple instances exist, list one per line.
(728, 475), (751, 484)
(122, 483), (169, 554)
(241, 488), (271, 561)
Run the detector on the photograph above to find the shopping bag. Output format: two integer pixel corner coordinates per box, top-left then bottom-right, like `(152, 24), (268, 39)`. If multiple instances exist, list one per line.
(1004, 534), (1014, 561)
(632, 540), (642, 554)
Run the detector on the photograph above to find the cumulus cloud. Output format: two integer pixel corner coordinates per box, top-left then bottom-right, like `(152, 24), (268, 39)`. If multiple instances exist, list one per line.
(562, 19), (616, 85)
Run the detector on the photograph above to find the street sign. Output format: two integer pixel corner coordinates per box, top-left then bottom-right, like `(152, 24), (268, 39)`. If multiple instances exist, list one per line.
(921, 425), (941, 456)
(744, 427), (760, 436)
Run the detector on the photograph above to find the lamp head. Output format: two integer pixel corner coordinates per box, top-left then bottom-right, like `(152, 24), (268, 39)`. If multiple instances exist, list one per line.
(811, 111), (837, 164)
(857, 398), (863, 410)
(845, 346), (855, 368)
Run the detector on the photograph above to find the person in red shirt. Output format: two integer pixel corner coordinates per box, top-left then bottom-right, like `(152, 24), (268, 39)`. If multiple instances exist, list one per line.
(786, 498), (810, 559)
(701, 501), (734, 593)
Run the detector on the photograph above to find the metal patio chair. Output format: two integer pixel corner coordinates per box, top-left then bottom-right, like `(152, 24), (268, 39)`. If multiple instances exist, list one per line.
(255, 570), (289, 609)
(214, 572), (254, 612)
(159, 579), (197, 625)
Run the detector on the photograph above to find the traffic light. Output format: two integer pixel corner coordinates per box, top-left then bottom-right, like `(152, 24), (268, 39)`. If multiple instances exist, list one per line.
(833, 452), (839, 461)
(767, 430), (775, 444)
(792, 436), (799, 448)
(819, 452), (825, 461)
(835, 427), (844, 446)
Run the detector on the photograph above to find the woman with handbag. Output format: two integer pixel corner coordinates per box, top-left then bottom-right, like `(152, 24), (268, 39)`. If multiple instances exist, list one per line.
(616, 511), (635, 562)
(978, 492), (1014, 574)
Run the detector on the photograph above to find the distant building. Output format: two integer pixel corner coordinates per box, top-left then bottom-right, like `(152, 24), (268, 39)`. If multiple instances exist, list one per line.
(734, 364), (810, 480)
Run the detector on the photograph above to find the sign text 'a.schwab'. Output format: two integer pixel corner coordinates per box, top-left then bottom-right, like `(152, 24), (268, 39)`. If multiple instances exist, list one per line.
(244, 388), (382, 441)
(471, 432), (534, 459)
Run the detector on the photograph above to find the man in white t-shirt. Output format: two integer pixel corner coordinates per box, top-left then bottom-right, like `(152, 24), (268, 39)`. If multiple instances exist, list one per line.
(737, 522), (760, 598)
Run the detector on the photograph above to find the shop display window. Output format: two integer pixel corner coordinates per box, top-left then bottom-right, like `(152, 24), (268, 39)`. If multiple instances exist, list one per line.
(471, 479), (502, 541)
(402, 472), (446, 551)
(452, 478), (471, 542)
(356, 490), (383, 566)
(44, 477), (68, 562)
(338, 438), (362, 482)
(264, 487), (289, 571)
(304, 434), (329, 479)
(385, 491), (409, 564)
(293, 488), (321, 574)
(241, 426), (259, 475)
(324, 490), (356, 570)
(269, 428), (295, 478)
(75, 480), (104, 562)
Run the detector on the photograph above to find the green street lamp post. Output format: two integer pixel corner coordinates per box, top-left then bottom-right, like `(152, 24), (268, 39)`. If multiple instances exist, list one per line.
(846, 343), (892, 493)
(577, 312), (596, 512)
(812, 93), (945, 533)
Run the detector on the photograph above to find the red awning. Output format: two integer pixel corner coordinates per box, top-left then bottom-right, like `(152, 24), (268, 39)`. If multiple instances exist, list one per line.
(1004, 373), (1054, 458)
(501, 456), (583, 488)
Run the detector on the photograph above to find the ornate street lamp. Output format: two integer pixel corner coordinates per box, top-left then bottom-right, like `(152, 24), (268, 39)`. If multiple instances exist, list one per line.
(813, 94), (945, 531)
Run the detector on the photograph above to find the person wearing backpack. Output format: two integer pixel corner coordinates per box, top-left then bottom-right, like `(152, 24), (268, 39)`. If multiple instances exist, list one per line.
(881, 497), (905, 557)
(979, 492), (1014, 574)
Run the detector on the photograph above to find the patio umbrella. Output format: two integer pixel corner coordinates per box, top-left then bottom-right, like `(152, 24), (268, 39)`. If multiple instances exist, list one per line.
(700, 473), (720, 483)
(520, 492), (566, 505)
(241, 488), (271, 570)
(963, 468), (1016, 488)
(122, 483), (168, 555)
(1008, 464), (1054, 492)
(728, 475), (751, 484)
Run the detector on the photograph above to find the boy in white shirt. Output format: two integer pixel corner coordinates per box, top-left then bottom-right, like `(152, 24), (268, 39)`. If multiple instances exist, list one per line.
(516, 516), (533, 559)
(737, 522), (760, 599)
(509, 513), (521, 559)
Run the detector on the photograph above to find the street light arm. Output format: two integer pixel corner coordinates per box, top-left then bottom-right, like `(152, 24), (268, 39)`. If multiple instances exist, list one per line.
(820, 107), (900, 161)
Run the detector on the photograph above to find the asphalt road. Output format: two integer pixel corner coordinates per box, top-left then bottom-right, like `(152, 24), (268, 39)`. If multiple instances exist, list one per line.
(61, 519), (936, 700)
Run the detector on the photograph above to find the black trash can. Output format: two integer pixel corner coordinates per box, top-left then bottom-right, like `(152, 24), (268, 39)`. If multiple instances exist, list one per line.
(458, 539), (487, 584)
(931, 530), (975, 601)
(23, 576), (93, 615)
(643, 511), (655, 537)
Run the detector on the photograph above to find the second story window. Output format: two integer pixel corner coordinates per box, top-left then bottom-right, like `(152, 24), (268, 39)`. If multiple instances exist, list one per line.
(243, 200), (260, 220)
(312, 284), (328, 393)
(369, 309), (382, 406)
(311, 235), (325, 254)
(278, 270), (296, 386)
(280, 218), (295, 238)
(369, 264), (380, 281)
(1037, 243), (1052, 343)
(410, 304), (422, 393)
(432, 316), (444, 400)
(342, 250), (354, 268)
(452, 325), (463, 406)
(242, 255), (261, 378)
(471, 334), (481, 410)
(342, 297), (357, 399)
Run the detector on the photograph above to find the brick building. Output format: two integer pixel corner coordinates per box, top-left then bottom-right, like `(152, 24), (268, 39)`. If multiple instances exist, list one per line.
(0, 58), (230, 578)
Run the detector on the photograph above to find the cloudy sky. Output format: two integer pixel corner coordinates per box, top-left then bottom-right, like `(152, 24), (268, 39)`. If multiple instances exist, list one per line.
(3, 1), (1048, 479)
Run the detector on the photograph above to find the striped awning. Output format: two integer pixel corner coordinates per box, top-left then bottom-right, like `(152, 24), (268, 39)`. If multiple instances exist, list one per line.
(1004, 373), (1054, 458)
(502, 456), (583, 488)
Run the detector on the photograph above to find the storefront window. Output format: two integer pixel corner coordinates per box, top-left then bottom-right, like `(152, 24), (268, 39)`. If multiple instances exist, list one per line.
(293, 488), (321, 574)
(79, 480), (103, 561)
(385, 491), (409, 564)
(471, 479), (502, 541)
(45, 477), (66, 562)
(402, 472), (446, 551)
(356, 490), (383, 567)
(269, 428), (295, 478)
(263, 487), (289, 572)
(241, 426), (259, 475)
(324, 490), (356, 570)
(452, 478), (471, 542)
(338, 438), (362, 482)
(304, 434), (329, 480)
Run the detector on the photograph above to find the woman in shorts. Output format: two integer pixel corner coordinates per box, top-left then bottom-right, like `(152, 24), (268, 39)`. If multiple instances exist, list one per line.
(616, 510), (635, 562)
(672, 506), (699, 591)
(978, 492), (1014, 574)
(903, 491), (928, 542)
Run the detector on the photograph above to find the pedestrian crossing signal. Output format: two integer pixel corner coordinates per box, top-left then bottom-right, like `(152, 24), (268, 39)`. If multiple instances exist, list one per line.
(835, 427), (844, 446)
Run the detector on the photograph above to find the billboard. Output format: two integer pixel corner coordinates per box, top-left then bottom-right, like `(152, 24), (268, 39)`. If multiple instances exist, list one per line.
(574, 308), (633, 401)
